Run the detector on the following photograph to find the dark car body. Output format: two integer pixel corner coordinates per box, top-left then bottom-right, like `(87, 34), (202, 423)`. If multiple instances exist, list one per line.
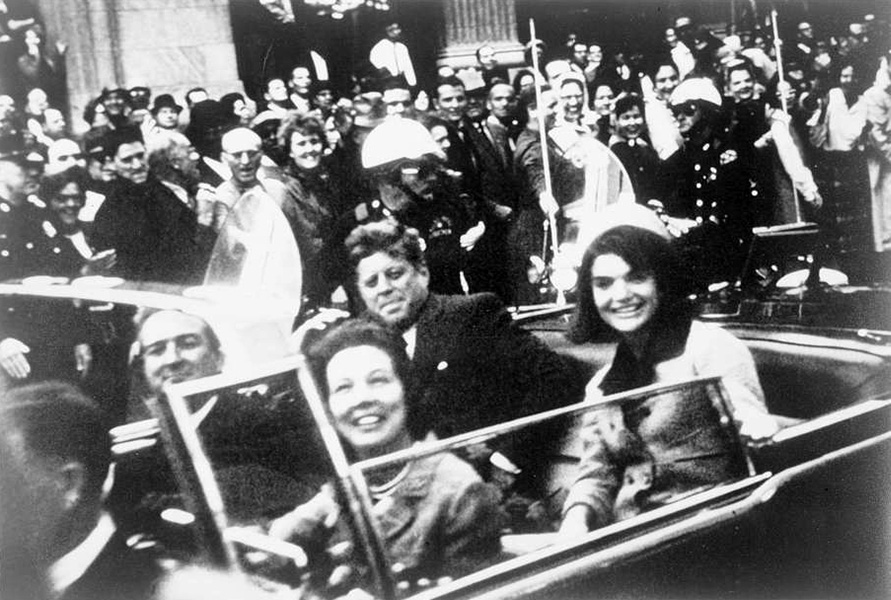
(2, 262), (889, 599)
(125, 298), (891, 599)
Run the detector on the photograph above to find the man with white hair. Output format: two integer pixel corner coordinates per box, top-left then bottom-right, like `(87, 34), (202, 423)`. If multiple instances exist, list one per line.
(214, 127), (288, 232)
(145, 131), (220, 232)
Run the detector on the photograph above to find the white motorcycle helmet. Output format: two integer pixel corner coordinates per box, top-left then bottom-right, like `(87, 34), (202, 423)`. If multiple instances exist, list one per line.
(361, 117), (444, 169)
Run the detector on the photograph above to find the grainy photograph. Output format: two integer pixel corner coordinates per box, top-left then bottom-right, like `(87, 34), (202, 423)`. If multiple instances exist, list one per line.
(1, 1), (889, 598)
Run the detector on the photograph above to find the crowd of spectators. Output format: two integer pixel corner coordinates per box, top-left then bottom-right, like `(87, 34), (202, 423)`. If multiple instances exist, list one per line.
(2, 5), (891, 599)
(1, 9), (890, 306)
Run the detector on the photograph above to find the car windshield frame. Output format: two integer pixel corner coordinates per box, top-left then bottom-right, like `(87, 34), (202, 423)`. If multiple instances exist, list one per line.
(153, 368), (759, 599)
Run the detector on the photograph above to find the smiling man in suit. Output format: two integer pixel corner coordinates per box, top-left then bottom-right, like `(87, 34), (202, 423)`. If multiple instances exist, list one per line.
(343, 219), (584, 491)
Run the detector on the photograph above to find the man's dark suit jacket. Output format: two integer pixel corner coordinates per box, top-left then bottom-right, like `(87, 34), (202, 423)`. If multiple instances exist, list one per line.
(58, 530), (166, 600)
(91, 176), (207, 284)
(407, 293), (585, 479)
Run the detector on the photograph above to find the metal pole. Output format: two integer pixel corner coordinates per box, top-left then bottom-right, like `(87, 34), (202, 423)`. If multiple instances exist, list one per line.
(770, 8), (801, 223)
(529, 18), (560, 262)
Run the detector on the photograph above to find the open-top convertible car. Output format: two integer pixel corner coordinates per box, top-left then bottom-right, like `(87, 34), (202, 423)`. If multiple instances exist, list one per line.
(2, 195), (889, 599)
(103, 304), (889, 600)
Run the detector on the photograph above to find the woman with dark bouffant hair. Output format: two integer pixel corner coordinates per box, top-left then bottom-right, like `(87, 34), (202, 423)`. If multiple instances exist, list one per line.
(561, 217), (778, 534)
(270, 318), (502, 584)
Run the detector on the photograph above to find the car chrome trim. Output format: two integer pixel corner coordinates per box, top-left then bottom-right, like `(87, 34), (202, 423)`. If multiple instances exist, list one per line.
(353, 376), (731, 472)
(411, 432), (891, 599)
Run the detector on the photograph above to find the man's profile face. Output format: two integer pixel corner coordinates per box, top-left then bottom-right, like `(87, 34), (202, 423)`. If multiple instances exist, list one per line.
(42, 109), (66, 139)
(138, 311), (222, 394)
(435, 84), (467, 123)
(356, 252), (429, 330)
(113, 141), (148, 184)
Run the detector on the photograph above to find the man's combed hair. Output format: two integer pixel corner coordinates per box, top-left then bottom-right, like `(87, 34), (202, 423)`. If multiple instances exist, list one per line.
(38, 165), (90, 201)
(344, 219), (426, 272)
(103, 125), (144, 159)
(2, 382), (111, 499)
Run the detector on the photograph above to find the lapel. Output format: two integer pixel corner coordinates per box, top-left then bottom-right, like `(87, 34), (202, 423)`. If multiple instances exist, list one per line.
(411, 294), (446, 375)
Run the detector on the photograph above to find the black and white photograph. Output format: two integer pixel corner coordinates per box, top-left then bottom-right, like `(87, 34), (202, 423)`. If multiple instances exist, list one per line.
(1, 1), (889, 598)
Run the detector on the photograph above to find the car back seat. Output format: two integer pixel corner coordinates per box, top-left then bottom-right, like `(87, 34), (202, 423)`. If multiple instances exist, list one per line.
(738, 333), (891, 419)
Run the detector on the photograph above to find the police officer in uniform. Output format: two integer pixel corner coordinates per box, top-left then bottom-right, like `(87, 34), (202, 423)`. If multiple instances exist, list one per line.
(335, 118), (482, 297)
(661, 78), (756, 287)
(0, 145), (59, 280)
(0, 142), (91, 388)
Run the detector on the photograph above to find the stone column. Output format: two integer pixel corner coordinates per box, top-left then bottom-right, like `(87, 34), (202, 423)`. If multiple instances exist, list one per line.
(437, 0), (524, 70)
(36, 0), (242, 133)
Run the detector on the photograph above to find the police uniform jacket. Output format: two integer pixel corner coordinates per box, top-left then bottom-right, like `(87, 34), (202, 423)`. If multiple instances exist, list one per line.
(0, 197), (59, 280)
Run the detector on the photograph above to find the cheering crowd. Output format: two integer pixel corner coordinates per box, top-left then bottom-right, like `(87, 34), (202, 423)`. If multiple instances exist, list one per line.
(1, 3), (891, 599)
(1, 8), (890, 306)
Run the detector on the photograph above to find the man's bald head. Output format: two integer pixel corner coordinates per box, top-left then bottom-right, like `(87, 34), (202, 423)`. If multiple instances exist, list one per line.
(221, 127), (263, 187)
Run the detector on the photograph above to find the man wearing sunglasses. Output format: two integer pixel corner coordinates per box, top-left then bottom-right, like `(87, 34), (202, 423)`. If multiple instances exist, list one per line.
(336, 117), (483, 296)
(661, 78), (755, 288)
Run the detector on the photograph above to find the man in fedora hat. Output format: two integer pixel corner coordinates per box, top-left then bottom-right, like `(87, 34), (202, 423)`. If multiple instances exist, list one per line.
(150, 94), (182, 131)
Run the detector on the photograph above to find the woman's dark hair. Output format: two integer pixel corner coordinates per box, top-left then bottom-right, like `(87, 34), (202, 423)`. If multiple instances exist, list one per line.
(305, 318), (422, 439)
(39, 165), (89, 202)
(219, 92), (245, 126)
(512, 69), (535, 93)
(82, 96), (106, 128)
(568, 225), (695, 343)
(614, 93), (645, 119)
